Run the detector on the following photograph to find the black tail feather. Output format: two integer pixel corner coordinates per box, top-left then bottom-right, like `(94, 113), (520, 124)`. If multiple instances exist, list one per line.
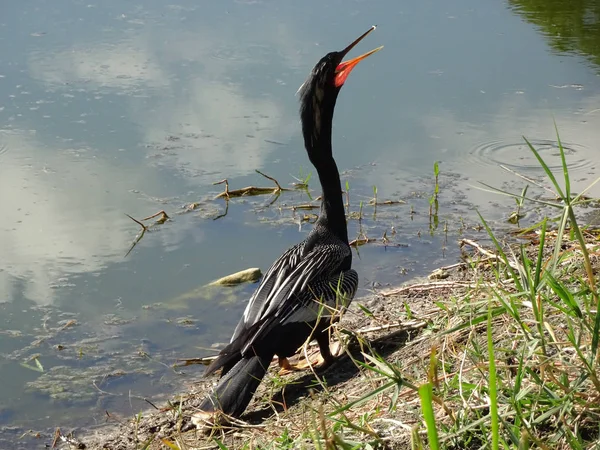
(199, 352), (274, 418)
(203, 347), (241, 378)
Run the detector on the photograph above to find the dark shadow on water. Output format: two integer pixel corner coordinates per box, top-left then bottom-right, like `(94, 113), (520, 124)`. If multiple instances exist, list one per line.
(509, 0), (600, 70)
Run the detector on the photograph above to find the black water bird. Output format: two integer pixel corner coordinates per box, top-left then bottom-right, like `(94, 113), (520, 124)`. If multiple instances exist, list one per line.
(194, 27), (382, 422)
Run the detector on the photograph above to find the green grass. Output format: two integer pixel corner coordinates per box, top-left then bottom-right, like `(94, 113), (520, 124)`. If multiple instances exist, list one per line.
(403, 128), (600, 449)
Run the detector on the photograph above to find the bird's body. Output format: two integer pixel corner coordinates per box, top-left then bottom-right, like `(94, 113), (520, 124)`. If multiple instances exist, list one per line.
(195, 27), (381, 421)
(199, 229), (358, 417)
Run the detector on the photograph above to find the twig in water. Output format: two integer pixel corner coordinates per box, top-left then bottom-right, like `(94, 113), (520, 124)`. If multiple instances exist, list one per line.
(264, 139), (286, 146)
(139, 350), (185, 375)
(125, 211), (170, 257)
(141, 210), (170, 224)
(255, 169), (283, 191)
(214, 171), (291, 199)
(369, 199), (406, 206)
(144, 398), (160, 410)
(213, 199), (229, 220)
(350, 234), (408, 248)
(267, 189), (281, 206)
(301, 213), (319, 223)
(125, 214), (148, 257)
(213, 179), (230, 199)
(177, 356), (216, 367)
(92, 380), (120, 397)
(286, 203), (320, 211)
(350, 233), (377, 247)
(51, 428), (60, 449)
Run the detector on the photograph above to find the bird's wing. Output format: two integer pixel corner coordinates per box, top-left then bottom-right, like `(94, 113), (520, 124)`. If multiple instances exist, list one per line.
(229, 242), (305, 342)
(241, 243), (351, 352)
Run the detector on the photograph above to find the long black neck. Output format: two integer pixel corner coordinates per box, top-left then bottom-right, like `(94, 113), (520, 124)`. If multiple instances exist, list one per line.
(314, 154), (348, 243)
(301, 95), (349, 244)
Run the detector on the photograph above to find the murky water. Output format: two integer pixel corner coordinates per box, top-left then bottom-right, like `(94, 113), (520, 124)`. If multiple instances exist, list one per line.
(1, 0), (600, 445)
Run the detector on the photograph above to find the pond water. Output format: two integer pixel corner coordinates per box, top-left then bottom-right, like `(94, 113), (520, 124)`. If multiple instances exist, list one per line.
(1, 0), (600, 445)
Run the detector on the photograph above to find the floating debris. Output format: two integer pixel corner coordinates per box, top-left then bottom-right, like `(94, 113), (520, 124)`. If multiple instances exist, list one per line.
(368, 199), (406, 206)
(428, 268), (450, 280)
(208, 268), (262, 286)
(214, 170), (291, 199)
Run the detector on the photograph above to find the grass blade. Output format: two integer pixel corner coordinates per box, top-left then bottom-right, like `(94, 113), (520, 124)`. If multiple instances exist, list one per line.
(553, 119), (570, 200)
(487, 303), (500, 450)
(419, 383), (439, 450)
(160, 439), (181, 450)
(533, 218), (546, 290)
(523, 137), (564, 199)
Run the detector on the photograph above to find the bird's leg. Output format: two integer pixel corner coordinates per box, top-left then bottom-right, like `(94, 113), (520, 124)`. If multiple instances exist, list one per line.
(315, 331), (336, 369)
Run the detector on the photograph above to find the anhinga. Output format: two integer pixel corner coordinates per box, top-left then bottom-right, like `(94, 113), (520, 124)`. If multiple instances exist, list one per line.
(194, 26), (382, 423)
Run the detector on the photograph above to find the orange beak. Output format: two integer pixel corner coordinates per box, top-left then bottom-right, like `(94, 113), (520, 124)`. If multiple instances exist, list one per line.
(334, 26), (383, 88)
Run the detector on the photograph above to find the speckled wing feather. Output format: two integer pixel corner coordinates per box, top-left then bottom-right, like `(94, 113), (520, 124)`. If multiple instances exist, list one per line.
(240, 241), (356, 353)
(229, 242), (305, 343)
(276, 268), (358, 326)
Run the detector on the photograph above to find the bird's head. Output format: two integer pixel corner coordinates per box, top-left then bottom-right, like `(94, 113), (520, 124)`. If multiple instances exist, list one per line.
(299, 26), (382, 152)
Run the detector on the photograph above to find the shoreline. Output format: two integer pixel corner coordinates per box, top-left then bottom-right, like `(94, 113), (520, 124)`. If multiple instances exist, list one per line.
(56, 230), (592, 449)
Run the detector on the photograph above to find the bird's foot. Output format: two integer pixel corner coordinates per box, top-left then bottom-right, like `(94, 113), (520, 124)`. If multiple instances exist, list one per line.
(191, 410), (229, 432)
(277, 342), (342, 375)
(277, 355), (323, 375)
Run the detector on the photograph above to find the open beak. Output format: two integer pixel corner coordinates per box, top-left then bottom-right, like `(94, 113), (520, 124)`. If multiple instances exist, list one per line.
(334, 25), (383, 87)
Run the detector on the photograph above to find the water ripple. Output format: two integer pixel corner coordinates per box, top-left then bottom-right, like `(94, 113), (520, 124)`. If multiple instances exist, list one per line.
(469, 139), (593, 173)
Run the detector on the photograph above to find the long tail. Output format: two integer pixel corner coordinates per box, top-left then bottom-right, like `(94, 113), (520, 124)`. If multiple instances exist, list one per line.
(199, 352), (274, 418)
